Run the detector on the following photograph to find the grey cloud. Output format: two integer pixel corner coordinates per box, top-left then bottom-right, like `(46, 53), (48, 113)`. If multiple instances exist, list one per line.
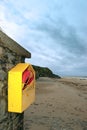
(36, 18), (86, 56)
(25, 17), (87, 76)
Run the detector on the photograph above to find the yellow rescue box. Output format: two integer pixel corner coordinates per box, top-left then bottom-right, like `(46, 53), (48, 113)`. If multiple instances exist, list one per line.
(8, 63), (35, 113)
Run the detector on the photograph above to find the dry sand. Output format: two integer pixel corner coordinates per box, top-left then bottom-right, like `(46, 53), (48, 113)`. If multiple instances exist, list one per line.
(24, 77), (87, 130)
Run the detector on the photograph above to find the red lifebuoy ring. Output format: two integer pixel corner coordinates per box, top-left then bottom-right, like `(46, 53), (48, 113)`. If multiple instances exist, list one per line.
(22, 69), (34, 90)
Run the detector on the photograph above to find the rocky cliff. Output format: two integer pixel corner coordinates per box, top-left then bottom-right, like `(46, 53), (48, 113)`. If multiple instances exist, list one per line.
(32, 65), (61, 79)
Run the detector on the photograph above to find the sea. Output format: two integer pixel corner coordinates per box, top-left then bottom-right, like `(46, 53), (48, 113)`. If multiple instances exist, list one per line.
(63, 76), (87, 80)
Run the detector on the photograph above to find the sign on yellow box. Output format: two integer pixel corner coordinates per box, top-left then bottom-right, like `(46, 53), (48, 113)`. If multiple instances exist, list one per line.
(8, 63), (35, 113)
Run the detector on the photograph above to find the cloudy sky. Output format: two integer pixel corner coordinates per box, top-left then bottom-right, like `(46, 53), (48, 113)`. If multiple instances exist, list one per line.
(0, 0), (87, 76)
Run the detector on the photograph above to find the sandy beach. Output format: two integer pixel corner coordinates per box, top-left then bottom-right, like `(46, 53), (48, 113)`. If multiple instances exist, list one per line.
(24, 77), (87, 130)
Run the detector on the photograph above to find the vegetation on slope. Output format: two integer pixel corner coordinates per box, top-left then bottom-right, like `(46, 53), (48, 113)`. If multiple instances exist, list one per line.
(32, 65), (61, 79)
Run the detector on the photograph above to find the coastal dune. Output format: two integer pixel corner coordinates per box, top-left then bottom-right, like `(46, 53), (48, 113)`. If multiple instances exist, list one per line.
(24, 77), (87, 130)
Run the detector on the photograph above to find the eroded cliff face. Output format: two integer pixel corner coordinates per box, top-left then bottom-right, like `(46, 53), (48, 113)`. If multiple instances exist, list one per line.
(32, 65), (61, 79)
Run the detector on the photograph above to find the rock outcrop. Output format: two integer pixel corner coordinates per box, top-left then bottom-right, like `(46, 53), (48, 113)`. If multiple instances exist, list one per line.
(32, 65), (61, 79)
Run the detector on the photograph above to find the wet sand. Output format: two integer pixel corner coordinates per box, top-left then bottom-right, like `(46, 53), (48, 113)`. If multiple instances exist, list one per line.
(24, 77), (87, 130)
